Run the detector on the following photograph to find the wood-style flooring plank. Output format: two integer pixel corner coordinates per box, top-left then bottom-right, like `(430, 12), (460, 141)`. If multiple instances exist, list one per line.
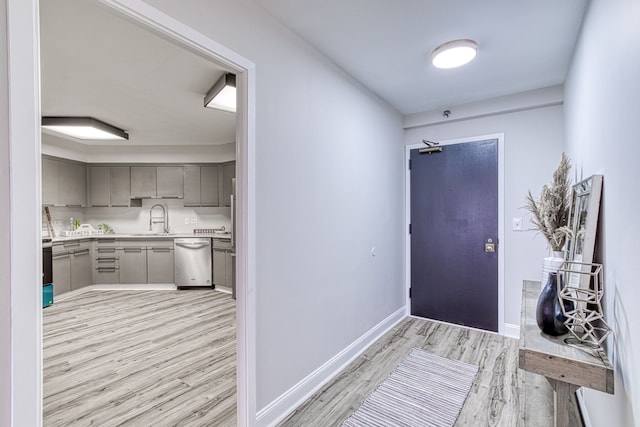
(280, 317), (582, 427)
(43, 289), (236, 427)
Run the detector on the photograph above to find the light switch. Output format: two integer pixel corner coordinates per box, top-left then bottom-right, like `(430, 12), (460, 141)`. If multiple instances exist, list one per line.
(512, 217), (523, 231)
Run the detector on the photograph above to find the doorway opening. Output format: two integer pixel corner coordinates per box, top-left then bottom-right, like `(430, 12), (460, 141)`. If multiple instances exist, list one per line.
(36, 0), (255, 424)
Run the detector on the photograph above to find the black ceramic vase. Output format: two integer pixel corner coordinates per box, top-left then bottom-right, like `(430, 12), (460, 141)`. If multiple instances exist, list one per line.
(536, 272), (572, 336)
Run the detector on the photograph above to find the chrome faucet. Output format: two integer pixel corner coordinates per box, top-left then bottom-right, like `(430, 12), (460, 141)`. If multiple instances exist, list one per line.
(149, 204), (169, 233)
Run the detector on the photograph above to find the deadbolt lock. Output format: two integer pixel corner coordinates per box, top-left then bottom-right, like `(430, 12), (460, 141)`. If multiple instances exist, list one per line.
(485, 238), (496, 253)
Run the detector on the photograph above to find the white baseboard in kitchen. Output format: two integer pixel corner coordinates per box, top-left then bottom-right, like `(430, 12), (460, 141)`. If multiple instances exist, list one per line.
(255, 306), (407, 427)
(53, 284), (178, 302)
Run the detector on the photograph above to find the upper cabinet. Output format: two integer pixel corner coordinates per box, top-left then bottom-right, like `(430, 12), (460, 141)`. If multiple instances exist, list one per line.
(42, 157), (87, 206)
(182, 163), (233, 207)
(156, 166), (184, 198)
(201, 165), (221, 206)
(221, 163), (235, 207)
(131, 166), (184, 199)
(110, 167), (130, 207)
(42, 158), (59, 205)
(130, 167), (157, 198)
(88, 166), (131, 207)
(89, 167), (110, 207)
(42, 156), (233, 208)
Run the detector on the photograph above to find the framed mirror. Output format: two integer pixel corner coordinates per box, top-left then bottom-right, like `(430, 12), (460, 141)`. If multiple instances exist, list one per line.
(566, 174), (603, 287)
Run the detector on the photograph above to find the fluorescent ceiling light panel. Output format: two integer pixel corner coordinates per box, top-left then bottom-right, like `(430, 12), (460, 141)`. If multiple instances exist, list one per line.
(41, 117), (129, 140)
(204, 73), (236, 112)
(431, 39), (478, 69)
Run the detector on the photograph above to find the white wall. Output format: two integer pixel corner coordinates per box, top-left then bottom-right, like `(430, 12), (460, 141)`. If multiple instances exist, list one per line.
(136, 0), (406, 415)
(564, 1), (640, 425)
(404, 103), (565, 328)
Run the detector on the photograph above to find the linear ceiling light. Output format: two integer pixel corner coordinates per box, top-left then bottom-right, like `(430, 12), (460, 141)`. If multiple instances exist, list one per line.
(431, 39), (478, 69)
(41, 117), (129, 140)
(204, 73), (236, 112)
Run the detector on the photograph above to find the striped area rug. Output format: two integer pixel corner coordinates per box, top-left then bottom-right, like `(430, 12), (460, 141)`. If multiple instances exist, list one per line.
(342, 348), (478, 427)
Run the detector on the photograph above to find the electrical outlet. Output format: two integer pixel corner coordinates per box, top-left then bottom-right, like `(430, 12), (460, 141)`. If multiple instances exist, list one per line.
(190, 218), (198, 224)
(512, 217), (523, 231)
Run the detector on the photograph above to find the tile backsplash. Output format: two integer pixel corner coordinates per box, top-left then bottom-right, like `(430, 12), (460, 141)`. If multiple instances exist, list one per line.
(44, 198), (230, 237)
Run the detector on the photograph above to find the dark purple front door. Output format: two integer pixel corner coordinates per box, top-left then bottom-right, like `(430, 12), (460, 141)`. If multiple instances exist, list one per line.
(410, 139), (498, 332)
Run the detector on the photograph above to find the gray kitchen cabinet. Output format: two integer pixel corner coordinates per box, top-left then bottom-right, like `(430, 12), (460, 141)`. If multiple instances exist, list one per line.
(183, 166), (201, 206)
(157, 166), (183, 198)
(213, 247), (226, 287)
(110, 167), (130, 207)
(53, 240), (91, 294)
(118, 247), (147, 284)
(59, 161), (87, 206)
(89, 166), (111, 207)
(70, 246), (92, 290)
(94, 245), (119, 284)
(221, 163), (235, 207)
(52, 251), (71, 295)
(201, 165), (220, 206)
(42, 157), (59, 205)
(147, 246), (174, 284)
(130, 166), (156, 198)
(225, 251), (234, 291)
(213, 239), (232, 288)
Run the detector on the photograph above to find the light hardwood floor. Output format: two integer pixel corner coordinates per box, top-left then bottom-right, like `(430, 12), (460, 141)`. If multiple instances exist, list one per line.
(43, 289), (236, 427)
(280, 317), (583, 426)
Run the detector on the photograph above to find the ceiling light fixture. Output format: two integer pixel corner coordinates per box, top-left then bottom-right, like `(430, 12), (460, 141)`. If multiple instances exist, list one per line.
(204, 73), (236, 112)
(431, 39), (478, 69)
(41, 117), (129, 140)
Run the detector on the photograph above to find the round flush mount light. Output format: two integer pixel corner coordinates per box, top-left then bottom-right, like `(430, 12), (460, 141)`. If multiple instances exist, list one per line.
(431, 39), (478, 69)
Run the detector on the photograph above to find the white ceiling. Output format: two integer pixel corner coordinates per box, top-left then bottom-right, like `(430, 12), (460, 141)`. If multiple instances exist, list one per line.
(253, 0), (589, 115)
(40, 1), (589, 148)
(39, 0), (236, 146)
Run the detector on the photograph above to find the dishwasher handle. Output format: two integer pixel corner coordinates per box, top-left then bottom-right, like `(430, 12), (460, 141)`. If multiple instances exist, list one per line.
(175, 240), (210, 250)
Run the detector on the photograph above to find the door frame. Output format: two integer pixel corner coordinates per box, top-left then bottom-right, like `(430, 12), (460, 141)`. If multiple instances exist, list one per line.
(404, 134), (505, 335)
(3, 0), (257, 425)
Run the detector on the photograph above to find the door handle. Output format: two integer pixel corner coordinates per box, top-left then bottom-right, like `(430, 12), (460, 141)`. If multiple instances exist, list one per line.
(485, 238), (496, 253)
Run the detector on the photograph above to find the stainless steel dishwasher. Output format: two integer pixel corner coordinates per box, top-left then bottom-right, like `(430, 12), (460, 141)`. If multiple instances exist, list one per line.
(174, 238), (212, 288)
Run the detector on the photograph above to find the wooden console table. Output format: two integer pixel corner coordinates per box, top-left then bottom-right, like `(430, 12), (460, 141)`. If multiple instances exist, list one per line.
(519, 280), (614, 427)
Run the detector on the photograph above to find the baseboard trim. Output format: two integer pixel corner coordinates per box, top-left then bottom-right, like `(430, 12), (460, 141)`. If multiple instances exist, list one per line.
(503, 323), (520, 339)
(53, 284), (179, 302)
(256, 307), (407, 427)
(576, 388), (592, 427)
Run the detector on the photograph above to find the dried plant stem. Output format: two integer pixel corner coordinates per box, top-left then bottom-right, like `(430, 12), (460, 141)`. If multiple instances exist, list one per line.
(525, 153), (571, 251)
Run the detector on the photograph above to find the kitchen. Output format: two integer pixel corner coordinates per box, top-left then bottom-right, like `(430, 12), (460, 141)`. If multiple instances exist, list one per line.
(38, 0), (240, 423)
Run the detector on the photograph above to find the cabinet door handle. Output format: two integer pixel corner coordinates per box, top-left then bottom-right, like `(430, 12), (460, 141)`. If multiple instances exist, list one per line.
(52, 253), (70, 259)
(73, 249), (90, 256)
(151, 248), (172, 252)
(96, 267), (119, 272)
(124, 248), (144, 253)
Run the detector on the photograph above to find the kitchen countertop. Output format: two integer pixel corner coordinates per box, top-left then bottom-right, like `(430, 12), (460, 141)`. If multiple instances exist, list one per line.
(52, 232), (231, 243)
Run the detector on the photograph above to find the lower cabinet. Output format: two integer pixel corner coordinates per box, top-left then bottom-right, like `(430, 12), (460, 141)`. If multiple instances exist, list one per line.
(147, 246), (175, 284)
(119, 247), (148, 284)
(52, 251), (71, 296)
(53, 240), (92, 295)
(213, 239), (232, 288)
(94, 246), (119, 284)
(70, 247), (92, 290)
